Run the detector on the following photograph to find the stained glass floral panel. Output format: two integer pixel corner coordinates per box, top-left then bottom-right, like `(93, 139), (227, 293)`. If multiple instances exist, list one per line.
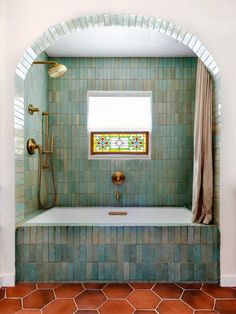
(91, 132), (149, 154)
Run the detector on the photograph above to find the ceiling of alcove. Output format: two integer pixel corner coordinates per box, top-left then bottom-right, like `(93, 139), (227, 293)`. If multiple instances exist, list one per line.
(45, 26), (195, 57)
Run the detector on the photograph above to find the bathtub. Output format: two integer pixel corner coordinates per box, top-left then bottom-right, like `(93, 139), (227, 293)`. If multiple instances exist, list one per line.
(25, 206), (192, 225)
(16, 206), (219, 283)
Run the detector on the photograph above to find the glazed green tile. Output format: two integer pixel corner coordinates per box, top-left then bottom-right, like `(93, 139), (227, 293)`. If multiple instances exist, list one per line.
(48, 244), (55, 262)
(206, 262), (218, 282)
(200, 226), (207, 243)
(42, 244), (49, 262)
(17, 227), (24, 244)
(187, 226), (194, 243)
(42, 227), (48, 244)
(45, 57), (197, 207)
(110, 226), (117, 244)
(36, 227), (43, 244)
(16, 225), (219, 282)
(54, 244), (62, 262)
(55, 226), (61, 244)
(206, 226), (214, 244)
(162, 227), (168, 243)
(117, 227), (124, 243)
(29, 244), (37, 262)
(79, 244), (86, 262)
(98, 244), (105, 262)
(167, 263), (175, 281)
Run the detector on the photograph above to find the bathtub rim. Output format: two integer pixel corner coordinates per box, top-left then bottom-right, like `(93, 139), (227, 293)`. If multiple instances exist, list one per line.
(15, 206), (205, 227)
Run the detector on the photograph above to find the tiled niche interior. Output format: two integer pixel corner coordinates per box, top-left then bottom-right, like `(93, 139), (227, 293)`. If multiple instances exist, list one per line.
(48, 57), (197, 207)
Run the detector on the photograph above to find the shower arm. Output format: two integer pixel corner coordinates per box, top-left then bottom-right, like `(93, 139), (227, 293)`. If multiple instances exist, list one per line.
(33, 61), (57, 65)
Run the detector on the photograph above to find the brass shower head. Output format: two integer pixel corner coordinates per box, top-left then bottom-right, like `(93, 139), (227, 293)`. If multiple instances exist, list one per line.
(32, 61), (67, 78)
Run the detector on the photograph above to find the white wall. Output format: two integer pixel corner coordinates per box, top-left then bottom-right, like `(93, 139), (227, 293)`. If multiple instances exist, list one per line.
(0, 0), (236, 286)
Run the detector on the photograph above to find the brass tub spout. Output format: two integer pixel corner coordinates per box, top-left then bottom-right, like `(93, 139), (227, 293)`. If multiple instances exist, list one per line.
(115, 191), (121, 202)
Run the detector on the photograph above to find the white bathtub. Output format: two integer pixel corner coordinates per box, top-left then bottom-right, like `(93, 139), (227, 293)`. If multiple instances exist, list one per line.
(24, 207), (192, 225)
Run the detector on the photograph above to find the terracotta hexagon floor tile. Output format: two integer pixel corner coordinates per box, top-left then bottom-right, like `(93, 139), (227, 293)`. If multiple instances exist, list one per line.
(42, 299), (77, 314)
(54, 283), (84, 298)
(6, 283), (36, 298)
(215, 299), (236, 314)
(129, 283), (154, 289)
(0, 288), (5, 300)
(153, 283), (183, 299)
(83, 283), (107, 289)
(37, 283), (61, 290)
(103, 283), (133, 298)
(99, 300), (134, 314)
(177, 283), (202, 290)
(0, 298), (22, 314)
(75, 290), (107, 309)
(157, 300), (193, 314)
(127, 290), (160, 309)
(182, 290), (214, 310)
(202, 283), (236, 298)
(23, 290), (54, 309)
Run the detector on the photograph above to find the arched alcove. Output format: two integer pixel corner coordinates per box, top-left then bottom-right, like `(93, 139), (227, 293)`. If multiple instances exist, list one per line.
(14, 12), (221, 223)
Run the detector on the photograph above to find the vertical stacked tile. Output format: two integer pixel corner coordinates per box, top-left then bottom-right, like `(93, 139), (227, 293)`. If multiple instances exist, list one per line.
(16, 224), (219, 282)
(24, 52), (48, 216)
(15, 74), (25, 222)
(212, 75), (221, 225)
(48, 57), (197, 208)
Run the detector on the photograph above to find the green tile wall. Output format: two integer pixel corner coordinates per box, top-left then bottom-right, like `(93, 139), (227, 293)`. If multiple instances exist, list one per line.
(16, 225), (219, 282)
(48, 57), (197, 207)
(24, 52), (48, 216)
(212, 75), (221, 225)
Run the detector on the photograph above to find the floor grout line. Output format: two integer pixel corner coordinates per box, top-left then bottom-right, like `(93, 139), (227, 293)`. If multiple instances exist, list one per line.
(1, 283), (236, 313)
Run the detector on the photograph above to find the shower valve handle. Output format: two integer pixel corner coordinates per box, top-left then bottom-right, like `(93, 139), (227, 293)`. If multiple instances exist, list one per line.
(27, 139), (41, 155)
(28, 104), (40, 115)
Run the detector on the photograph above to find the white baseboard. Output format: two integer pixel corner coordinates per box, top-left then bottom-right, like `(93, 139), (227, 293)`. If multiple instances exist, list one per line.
(221, 274), (236, 287)
(0, 274), (15, 287)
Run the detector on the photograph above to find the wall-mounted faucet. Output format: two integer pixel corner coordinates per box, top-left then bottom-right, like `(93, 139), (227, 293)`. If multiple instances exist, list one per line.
(115, 191), (121, 202)
(28, 104), (40, 115)
(112, 172), (125, 204)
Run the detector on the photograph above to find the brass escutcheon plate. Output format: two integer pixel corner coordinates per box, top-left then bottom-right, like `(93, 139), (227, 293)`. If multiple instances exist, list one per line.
(112, 171), (125, 185)
(27, 138), (36, 155)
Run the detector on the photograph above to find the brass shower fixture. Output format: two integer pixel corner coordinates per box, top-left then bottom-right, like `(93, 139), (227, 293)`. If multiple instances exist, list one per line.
(112, 171), (125, 185)
(27, 139), (41, 155)
(28, 104), (40, 115)
(32, 60), (67, 78)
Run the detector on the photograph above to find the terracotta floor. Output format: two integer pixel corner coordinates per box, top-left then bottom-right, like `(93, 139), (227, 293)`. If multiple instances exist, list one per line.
(0, 282), (236, 314)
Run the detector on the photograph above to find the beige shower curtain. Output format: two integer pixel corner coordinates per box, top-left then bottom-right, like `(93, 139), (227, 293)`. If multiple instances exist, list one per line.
(192, 59), (213, 224)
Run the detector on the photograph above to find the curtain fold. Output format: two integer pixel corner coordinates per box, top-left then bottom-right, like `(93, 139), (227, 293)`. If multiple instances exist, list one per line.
(192, 59), (213, 224)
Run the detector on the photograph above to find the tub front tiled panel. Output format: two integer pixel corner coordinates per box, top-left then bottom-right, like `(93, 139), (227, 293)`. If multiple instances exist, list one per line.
(16, 225), (219, 282)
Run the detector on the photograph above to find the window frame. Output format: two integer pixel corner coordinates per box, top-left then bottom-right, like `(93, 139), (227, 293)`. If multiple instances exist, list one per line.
(87, 91), (152, 160)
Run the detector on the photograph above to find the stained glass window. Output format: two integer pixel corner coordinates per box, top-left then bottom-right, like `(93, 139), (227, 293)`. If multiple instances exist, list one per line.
(91, 132), (149, 155)
(87, 91), (152, 158)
